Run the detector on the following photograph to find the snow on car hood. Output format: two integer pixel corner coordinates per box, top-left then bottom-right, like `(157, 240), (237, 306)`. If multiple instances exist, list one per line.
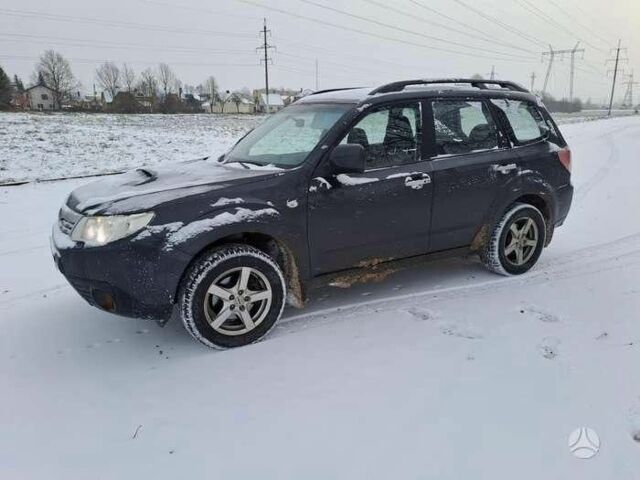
(67, 159), (281, 215)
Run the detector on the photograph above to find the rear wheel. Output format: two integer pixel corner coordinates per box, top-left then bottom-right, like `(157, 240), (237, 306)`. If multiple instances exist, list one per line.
(179, 244), (286, 349)
(481, 203), (546, 276)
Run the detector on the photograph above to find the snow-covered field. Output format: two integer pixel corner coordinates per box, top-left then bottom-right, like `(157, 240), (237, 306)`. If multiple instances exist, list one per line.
(1, 116), (640, 478)
(0, 112), (264, 183)
(2, 111), (638, 184)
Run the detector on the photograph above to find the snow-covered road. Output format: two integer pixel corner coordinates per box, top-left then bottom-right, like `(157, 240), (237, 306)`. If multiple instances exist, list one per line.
(1, 116), (640, 479)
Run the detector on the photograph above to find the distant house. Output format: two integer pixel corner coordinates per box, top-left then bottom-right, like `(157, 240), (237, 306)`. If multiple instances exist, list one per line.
(229, 96), (255, 114)
(258, 93), (284, 113)
(203, 96), (255, 114)
(25, 85), (56, 110)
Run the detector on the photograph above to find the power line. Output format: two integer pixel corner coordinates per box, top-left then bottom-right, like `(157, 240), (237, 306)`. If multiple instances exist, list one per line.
(361, 0), (536, 54)
(293, 0), (533, 60)
(450, 0), (547, 47)
(514, 0), (608, 55)
(236, 0), (538, 62)
(408, 0), (538, 52)
(0, 8), (258, 39)
(542, 0), (613, 48)
(561, 0), (620, 41)
(0, 32), (258, 56)
(0, 53), (259, 68)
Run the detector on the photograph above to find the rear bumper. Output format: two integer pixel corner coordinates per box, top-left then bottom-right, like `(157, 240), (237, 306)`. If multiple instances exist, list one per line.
(51, 223), (190, 320)
(555, 183), (573, 227)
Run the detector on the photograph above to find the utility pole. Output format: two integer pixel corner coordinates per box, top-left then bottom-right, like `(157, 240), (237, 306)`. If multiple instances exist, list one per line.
(606, 40), (628, 115)
(257, 18), (275, 112)
(315, 58), (319, 90)
(486, 65), (497, 80)
(530, 71), (537, 92)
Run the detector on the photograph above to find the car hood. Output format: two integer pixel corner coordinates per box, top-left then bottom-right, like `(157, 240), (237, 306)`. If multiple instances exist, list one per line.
(67, 158), (284, 215)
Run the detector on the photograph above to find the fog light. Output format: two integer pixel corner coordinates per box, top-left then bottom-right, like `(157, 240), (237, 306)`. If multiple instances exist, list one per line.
(93, 290), (116, 312)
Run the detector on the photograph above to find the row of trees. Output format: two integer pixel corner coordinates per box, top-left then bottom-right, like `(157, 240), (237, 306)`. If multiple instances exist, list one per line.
(94, 62), (253, 113)
(2, 50), (260, 113)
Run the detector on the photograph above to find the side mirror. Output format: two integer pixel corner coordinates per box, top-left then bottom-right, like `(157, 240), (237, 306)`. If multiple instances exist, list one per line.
(329, 144), (366, 174)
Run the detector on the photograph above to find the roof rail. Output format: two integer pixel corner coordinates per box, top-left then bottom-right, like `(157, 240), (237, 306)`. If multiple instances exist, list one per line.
(369, 78), (529, 95)
(309, 87), (364, 96)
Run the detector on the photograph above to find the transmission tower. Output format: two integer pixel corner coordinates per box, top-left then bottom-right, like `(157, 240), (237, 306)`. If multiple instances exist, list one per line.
(621, 71), (638, 107)
(541, 43), (585, 100)
(486, 65), (498, 80)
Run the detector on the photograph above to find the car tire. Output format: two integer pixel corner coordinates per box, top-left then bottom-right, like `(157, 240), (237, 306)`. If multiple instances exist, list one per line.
(179, 244), (286, 349)
(481, 203), (546, 276)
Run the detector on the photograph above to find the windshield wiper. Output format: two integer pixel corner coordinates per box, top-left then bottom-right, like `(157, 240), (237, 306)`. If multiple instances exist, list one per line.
(225, 160), (267, 169)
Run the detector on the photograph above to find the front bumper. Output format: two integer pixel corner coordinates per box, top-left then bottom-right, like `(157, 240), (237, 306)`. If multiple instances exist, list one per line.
(51, 222), (190, 321)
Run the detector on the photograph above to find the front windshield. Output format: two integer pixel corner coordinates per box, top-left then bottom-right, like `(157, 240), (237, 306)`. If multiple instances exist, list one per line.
(225, 103), (351, 168)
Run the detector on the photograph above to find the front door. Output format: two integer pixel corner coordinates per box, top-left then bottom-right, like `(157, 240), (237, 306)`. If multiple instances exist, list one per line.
(428, 98), (513, 251)
(308, 102), (434, 275)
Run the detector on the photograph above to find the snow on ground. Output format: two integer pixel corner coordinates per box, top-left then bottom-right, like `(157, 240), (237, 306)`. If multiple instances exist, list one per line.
(1, 116), (640, 478)
(0, 112), (265, 183)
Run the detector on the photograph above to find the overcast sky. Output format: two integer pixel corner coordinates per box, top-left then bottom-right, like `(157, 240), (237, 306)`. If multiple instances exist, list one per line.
(1, 0), (638, 103)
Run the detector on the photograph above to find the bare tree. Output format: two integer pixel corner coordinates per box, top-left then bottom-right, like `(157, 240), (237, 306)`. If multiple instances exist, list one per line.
(122, 63), (136, 92)
(95, 62), (120, 99)
(157, 63), (178, 96)
(137, 68), (157, 98)
(218, 90), (231, 113)
(35, 50), (76, 109)
(203, 76), (219, 112)
(230, 91), (243, 113)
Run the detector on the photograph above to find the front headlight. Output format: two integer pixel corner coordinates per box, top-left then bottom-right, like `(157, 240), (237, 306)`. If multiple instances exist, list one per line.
(71, 212), (154, 246)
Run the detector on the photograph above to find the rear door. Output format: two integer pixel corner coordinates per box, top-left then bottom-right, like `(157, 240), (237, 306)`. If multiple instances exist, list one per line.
(490, 98), (565, 185)
(428, 98), (514, 251)
(307, 101), (434, 275)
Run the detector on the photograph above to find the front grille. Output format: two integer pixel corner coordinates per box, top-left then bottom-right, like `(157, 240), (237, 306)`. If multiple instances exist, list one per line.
(58, 204), (82, 236)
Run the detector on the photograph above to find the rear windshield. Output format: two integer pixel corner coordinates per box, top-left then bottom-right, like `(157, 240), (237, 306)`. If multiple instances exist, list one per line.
(490, 99), (549, 144)
(225, 103), (351, 168)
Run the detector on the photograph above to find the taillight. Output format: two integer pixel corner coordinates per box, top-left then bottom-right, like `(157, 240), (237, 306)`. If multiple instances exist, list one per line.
(558, 147), (571, 173)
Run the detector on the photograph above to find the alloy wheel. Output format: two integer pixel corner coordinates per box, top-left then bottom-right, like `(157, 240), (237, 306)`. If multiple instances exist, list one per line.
(203, 266), (273, 336)
(503, 216), (539, 266)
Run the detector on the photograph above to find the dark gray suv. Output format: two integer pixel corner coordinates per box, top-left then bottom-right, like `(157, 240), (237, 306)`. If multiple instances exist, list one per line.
(51, 79), (573, 348)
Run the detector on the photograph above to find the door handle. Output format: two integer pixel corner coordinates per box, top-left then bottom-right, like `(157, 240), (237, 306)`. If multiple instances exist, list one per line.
(491, 163), (518, 174)
(404, 173), (431, 189)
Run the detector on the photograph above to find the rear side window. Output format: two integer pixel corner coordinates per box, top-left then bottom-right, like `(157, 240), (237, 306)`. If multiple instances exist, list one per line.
(491, 99), (547, 143)
(431, 100), (499, 156)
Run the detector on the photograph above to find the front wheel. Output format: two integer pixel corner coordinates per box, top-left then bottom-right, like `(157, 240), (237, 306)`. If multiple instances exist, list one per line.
(179, 244), (286, 349)
(481, 203), (546, 276)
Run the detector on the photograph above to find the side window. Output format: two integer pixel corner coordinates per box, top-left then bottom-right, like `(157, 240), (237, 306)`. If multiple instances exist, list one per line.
(491, 99), (547, 143)
(340, 103), (421, 169)
(41, 94), (48, 100)
(432, 100), (499, 155)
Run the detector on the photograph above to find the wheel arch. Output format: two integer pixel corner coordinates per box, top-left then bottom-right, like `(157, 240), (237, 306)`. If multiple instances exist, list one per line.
(173, 231), (306, 309)
(472, 186), (556, 251)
